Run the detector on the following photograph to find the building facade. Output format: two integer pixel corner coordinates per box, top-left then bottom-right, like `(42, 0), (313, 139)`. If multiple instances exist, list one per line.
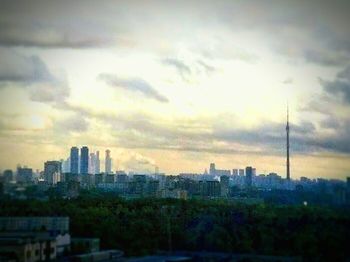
(70, 147), (79, 174)
(44, 161), (62, 185)
(80, 146), (89, 175)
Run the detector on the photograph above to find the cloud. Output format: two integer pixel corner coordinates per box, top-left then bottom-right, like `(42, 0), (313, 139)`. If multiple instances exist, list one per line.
(0, 50), (53, 83)
(0, 0), (114, 49)
(197, 60), (215, 75)
(306, 120), (350, 154)
(337, 65), (350, 81)
(298, 65), (350, 154)
(302, 65), (350, 115)
(98, 74), (169, 103)
(303, 49), (350, 66)
(0, 26), (113, 49)
(64, 103), (326, 155)
(42, 97), (350, 156)
(320, 116), (341, 129)
(0, 49), (69, 103)
(55, 114), (89, 133)
(162, 58), (191, 79)
(29, 82), (70, 103)
(283, 77), (293, 84)
(123, 152), (155, 173)
(320, 78), (350, 105)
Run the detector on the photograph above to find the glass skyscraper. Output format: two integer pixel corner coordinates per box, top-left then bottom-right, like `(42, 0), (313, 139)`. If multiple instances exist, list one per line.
(70, 147), (79, 174)
(80, 146), (89, 175)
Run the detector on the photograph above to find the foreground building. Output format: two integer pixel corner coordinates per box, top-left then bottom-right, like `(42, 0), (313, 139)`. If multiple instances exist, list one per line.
(0, 217), (71, 261)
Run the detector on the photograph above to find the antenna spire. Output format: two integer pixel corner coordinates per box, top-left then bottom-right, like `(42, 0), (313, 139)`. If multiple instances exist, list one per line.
(286, 103), (290, 180)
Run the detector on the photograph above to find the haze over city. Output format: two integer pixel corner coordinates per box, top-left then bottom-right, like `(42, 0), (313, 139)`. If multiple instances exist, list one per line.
(1, 0), (350, 179)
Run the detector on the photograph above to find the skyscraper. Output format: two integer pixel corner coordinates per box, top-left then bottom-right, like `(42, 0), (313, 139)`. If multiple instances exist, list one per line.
(62, 157), (70, 173)
(245, 166), (253, 188)
(44, 161), (62, 185)
(17, 167), (33, 184)
(286, 105), (291, 180)
(95, 151), (100, 174)
(3, 170), (13, 183)
(220, 175), (230, 197)
(80, 146), (89, 175)
(89, 152), (96, 174)
(105, 149), (112, 174)
(70, 147), (79, 174)
(209, 163), (216, 176)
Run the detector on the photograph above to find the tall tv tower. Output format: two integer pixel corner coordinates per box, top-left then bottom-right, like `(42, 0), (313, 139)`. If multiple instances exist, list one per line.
(286, 104), (290, 180)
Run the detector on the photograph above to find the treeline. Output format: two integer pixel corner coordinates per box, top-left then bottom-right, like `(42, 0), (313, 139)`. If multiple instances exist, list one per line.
(0, 192), (349, 261)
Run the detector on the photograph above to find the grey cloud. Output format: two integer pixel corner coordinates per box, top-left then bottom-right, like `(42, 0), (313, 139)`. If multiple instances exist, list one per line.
(306, 121), (350, 154)
(58, 100), (350, 155)
(320, 78), (350, 105)
(0, 49), (70, 103)
(299, 65), (350, 154)
(0, 0), (116, 49)
(2, 0), (349, 68)
(55, 114), (89, 133)
(303, 49), (350, 67)
(99, 74), (169, 103)
(197, 60), (215, 74)
(212, 121), (315, 150)
(320, 116), (341, 129)
(0, 24), (112, 49)
(292, 121), (316, 134)
(0, 50), (53, 83)
(337, 65), (350, 81)
(302, 65), (350, 114)
(29, 82), (70, 103)
(120, 116), (347, 155)
(162, 58), (191, 78)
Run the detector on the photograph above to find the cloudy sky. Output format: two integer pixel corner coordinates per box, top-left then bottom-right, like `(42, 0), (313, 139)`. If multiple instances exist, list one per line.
(0, 0), (350, 179)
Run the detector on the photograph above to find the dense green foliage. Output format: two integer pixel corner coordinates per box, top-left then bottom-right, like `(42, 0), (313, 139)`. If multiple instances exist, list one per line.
(0, 192), (349, 261)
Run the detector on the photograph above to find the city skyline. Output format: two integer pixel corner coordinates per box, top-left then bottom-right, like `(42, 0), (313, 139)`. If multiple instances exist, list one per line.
(1, 1), (350, 179)
(5, 145), (348, 183)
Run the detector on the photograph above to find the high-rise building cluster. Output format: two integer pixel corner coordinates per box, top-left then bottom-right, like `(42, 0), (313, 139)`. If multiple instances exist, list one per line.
(68, 146), (110, 175)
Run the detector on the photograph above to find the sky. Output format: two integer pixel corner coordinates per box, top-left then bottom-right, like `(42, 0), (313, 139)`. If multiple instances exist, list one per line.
(0, 0), (350, 179)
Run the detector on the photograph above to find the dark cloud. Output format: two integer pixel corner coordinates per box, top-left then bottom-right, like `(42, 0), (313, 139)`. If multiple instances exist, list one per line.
(0, 50), (53, 83)
(320, 78), (350, 105)
(303, 49), (349, 66)
(0, 25), (111, 49)
(320, 116), (341, 129)
(337, 65), (350, 81)
(0, 49), (70, 103)
(1, 0), (349, 68)
(162, 58), (191, 79)
(99, 74), (169, 103)
(301, 65), (350, 115)
(298, 64), (350, 154)
(306, 121), (350, 154)
(0, 0), (115, 49)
